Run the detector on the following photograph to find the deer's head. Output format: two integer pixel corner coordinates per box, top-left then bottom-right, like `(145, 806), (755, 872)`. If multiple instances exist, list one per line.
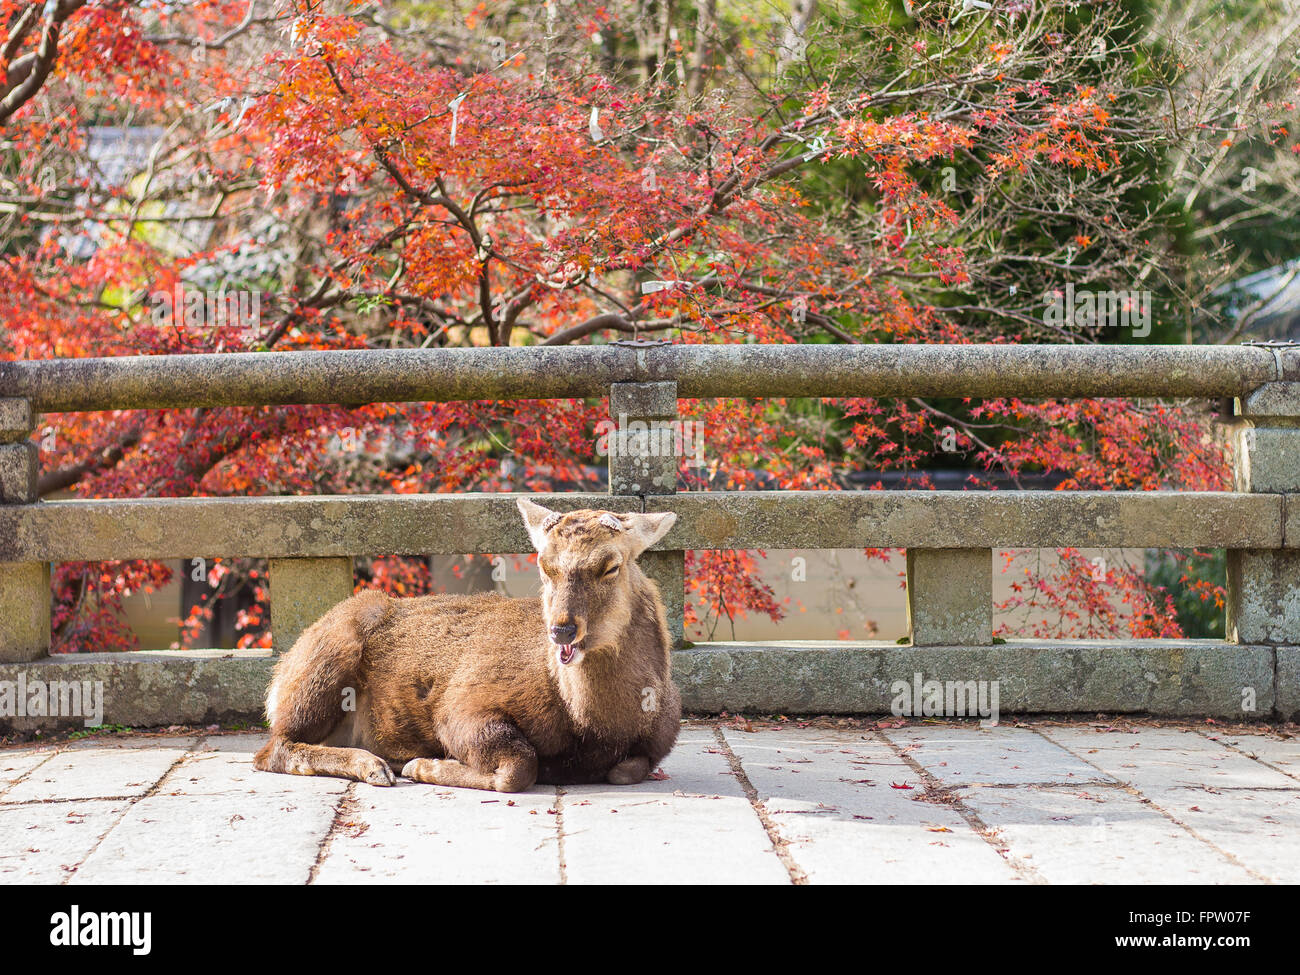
(517, 499), (676, 667)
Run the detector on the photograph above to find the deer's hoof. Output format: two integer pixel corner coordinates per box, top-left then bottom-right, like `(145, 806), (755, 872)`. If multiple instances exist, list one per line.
(401, 758), (435, 783)
(607, 756), (651, 785)
(360, 757), (397, 786)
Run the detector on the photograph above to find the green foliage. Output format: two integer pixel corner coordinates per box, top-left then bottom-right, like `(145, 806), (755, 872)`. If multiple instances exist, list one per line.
(1144, 548), (1227, 639)
(68, 723), (133, 740)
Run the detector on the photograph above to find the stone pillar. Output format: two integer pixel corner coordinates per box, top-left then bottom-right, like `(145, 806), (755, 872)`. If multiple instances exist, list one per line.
(270, 557), (354, 654)
(906, 548), (993, 646)
(0, 399), (37, 504)
(1227, 382), (1300, 644)
(608, 381), (684, 648)
(0, 398), (49, 662)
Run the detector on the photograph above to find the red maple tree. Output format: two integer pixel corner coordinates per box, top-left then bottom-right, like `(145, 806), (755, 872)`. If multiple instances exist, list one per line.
(3, 0), (1292, 650)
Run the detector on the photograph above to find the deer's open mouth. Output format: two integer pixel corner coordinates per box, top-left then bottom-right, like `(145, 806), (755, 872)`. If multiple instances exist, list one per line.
(555, 642), (583, 666)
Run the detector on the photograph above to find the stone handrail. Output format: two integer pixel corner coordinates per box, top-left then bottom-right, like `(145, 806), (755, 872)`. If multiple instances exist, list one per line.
(0, 491), (1282, 559)
(0, 343), (1290, 411)
(1, 343), (1296, 725)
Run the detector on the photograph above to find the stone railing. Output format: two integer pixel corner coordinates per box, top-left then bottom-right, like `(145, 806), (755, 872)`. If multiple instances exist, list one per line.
(1, 343), (1296, 728)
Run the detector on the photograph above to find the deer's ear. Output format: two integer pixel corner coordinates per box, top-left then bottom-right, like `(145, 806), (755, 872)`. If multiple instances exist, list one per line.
(517, 498), (561, 552)
(623, 511), (677, 557)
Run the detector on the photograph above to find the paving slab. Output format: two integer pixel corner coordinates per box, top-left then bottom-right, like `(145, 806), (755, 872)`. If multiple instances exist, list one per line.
(1203, 731), (1300, 782)
(1041, 727), (1298, 790)
(1149, 788), (1300, 884)
(956, 786), (1253, 884)
(2, 722), (1296, 884)
(0, 745), (58, 793)
(721, 728), (1020, 884)
(561, 733), (790, 885)
(881, 725), (1115, 786)
(70, 788), (342, 884)
(314, 781), (560, 885)
(0, 799), (130, 884)
(1041, 726), (1300, 883)
(3, 737), (197, 802)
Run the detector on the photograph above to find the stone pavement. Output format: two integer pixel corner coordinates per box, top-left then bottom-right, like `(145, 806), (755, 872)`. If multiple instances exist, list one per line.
(1, 720), (1297, 884)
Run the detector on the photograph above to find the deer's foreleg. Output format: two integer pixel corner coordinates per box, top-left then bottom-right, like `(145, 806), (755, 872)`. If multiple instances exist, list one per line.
(402, 717), (538, 793)
(254, 736), (397, 786)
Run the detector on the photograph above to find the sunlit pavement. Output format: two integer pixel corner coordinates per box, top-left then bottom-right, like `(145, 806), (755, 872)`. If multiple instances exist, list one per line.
(2, 721), (1296, 884)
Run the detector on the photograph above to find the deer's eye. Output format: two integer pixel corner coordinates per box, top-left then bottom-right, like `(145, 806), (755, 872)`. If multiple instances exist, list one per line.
(602, 562), (621, 578)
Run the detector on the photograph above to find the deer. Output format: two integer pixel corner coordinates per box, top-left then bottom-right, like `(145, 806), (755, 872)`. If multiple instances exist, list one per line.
(253, 499), (681, 792)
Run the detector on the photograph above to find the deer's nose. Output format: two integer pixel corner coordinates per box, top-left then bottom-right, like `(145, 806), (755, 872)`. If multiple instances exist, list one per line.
(549, 623), (578, 645)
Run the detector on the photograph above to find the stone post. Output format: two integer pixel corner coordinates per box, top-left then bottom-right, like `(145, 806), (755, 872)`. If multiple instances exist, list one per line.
(608, 381), (684, 648)
(270, 557), (354, 654)
(0, 399), (49, 661)
(906, 548), (993, 646)
(1228, 382), (1300, 645)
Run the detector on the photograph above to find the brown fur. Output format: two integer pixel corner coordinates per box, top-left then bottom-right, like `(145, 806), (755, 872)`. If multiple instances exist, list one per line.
(253, 501), (681, 792)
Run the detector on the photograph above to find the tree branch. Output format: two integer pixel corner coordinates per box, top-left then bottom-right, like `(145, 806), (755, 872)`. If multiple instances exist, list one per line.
(0, 0), (89, 126)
